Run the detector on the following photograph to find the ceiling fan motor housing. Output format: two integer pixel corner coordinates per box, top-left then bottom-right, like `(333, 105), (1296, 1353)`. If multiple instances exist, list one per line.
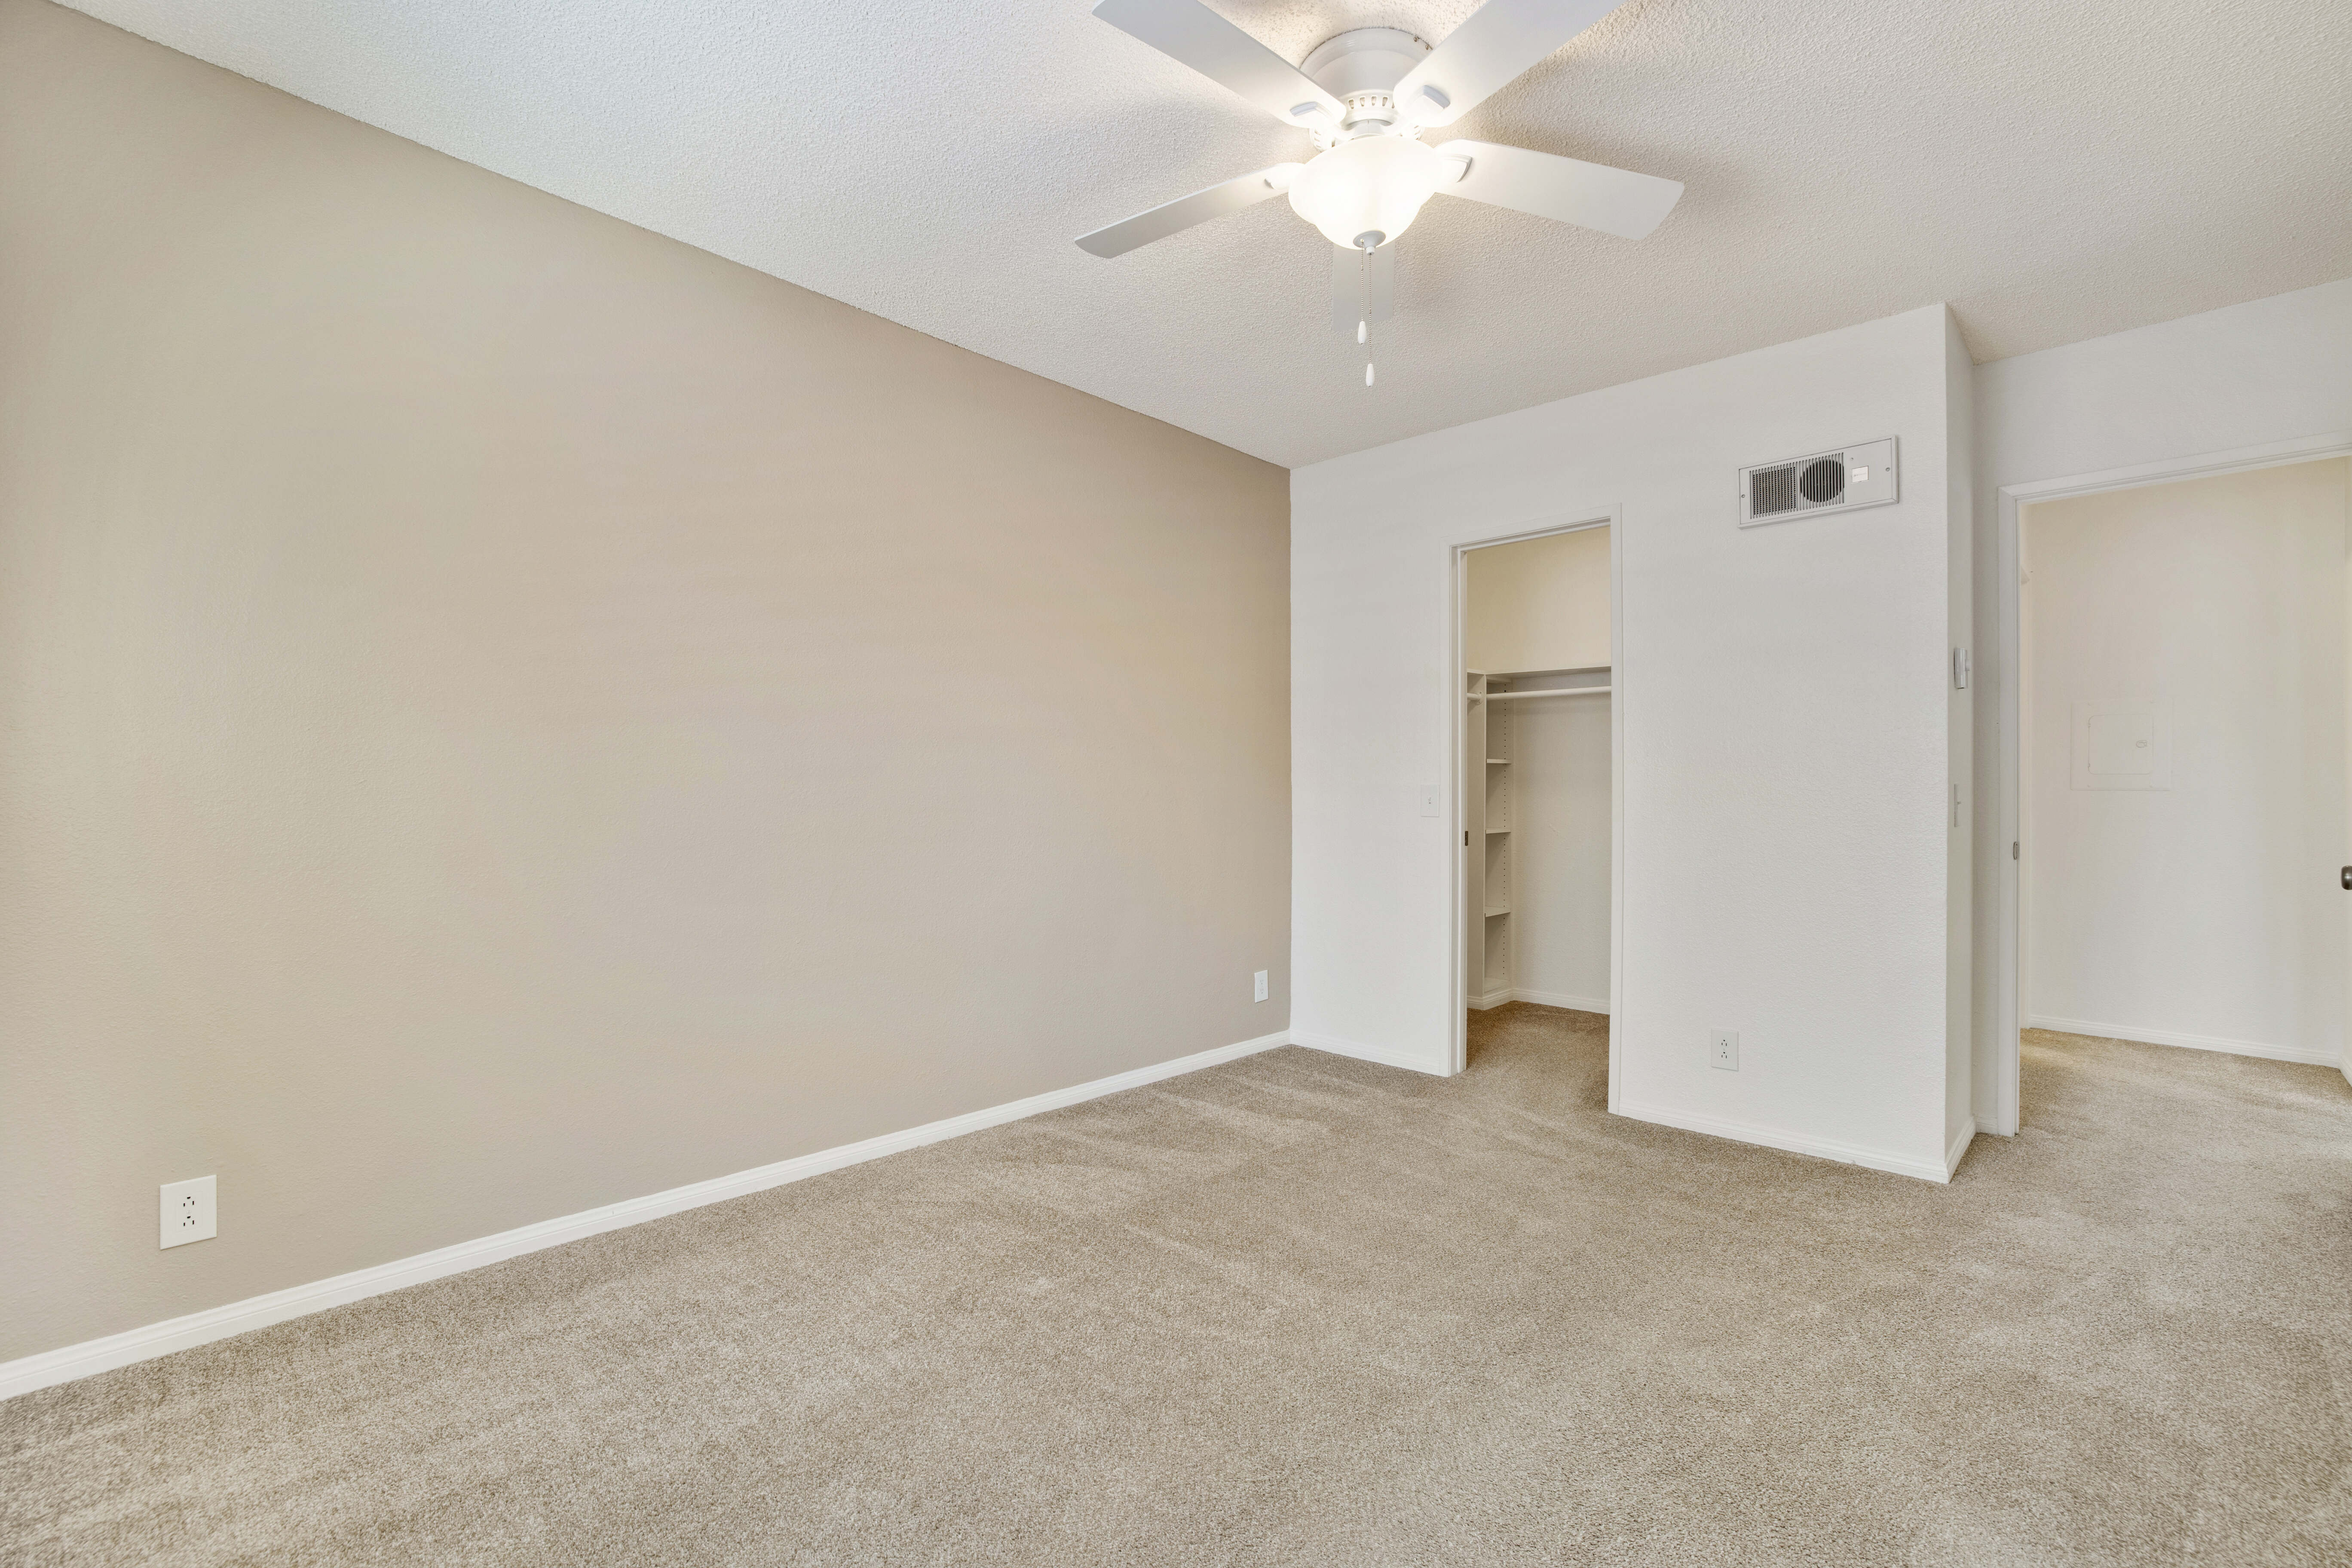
(1302, 28), (1432, 144)
(1340, 92), (1398, 133)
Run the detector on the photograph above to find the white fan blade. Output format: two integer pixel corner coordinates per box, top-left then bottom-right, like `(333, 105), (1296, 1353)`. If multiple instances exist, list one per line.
(1331, 243), (1394, 334)
(1395, 0), (1629, 128)
(1093, 0), (1347, 128)
(1434, 140), (1681, 239)
(1076, 164), (1306, 257)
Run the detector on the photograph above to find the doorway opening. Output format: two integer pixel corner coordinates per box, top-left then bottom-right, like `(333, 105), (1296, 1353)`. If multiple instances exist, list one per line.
(1999, 450), (2352, 1124)
(1453, 520), (1621, 1084)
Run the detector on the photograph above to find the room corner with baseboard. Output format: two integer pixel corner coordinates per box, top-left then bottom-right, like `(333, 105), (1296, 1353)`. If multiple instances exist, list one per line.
(0, 0), (1296, 1374)
(6, 0), (2352, 1561)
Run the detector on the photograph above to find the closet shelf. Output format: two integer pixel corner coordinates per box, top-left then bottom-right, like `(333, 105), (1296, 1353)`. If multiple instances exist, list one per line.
(1486, 826), (1511, 834)
(1471, 686), (1611, 702)
(1485, 757), (1510, 764)
(1483, 905), (1511, 918)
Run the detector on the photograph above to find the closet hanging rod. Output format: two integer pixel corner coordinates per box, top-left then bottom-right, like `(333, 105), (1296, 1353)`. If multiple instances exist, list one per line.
(1471, 686), (1612, 701)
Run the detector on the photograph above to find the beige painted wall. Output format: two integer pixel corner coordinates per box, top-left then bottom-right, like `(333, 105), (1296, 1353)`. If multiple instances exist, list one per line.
(0, 0), (1289, 1363)
(1464, 527), (1611, 674)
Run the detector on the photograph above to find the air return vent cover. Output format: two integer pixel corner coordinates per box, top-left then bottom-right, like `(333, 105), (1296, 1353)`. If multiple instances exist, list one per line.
(1739, 438), (1898, 527)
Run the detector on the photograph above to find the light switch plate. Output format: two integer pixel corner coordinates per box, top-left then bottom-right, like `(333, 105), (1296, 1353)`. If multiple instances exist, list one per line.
(161, 1175), (217, 1249)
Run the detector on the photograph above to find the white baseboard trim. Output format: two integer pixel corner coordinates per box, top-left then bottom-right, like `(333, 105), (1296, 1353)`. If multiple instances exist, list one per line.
(2027, 1014), (2340, 1068)
(0, 1027), (1294, 1404)
(1289, 1029), (1451, 1077)
(1615, 1098), (1951, 1184)
(1468, 988), (1513, 1011)
(1508, 988), (1610, 1014)
(1945, 1118), (1977, 1180)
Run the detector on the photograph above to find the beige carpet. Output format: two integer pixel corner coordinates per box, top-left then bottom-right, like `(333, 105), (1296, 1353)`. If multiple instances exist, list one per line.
(6, 1010), (2350, 1566)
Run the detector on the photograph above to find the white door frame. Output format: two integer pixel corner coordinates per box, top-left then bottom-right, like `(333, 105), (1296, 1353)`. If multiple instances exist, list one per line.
(1448, 509), (1625, 1097)
(1992, 431), (2352, 1133)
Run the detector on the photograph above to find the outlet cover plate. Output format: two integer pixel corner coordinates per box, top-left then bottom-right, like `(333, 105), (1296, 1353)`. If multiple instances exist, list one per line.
(1254, 970), (1270, 1002)
(161, 1175), (217, 1249)
(1710, 1030), (1739, 1071)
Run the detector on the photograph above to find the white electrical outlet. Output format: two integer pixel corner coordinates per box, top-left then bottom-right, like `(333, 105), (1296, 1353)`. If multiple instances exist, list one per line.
(1253, 970), (1270, 1003)
(160, 1175), (217, 1249)
(1710, 1030), (1739, 1071)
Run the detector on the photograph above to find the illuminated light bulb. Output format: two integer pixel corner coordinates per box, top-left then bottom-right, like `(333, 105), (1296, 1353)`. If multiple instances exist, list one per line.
(1286, 136), (1448, 249)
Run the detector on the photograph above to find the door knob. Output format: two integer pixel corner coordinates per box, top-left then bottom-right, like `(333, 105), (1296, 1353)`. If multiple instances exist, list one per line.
(2342, 866), (2351, 890)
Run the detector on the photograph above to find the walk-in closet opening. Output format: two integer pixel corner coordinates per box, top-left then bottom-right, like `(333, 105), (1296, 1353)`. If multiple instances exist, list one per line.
(2012, 455), (2352, 1086)
(1457, 521), (1620, 1078)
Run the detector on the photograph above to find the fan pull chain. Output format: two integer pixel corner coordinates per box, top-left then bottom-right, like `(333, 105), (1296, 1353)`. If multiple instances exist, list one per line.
(1360, 239), (1376, 389)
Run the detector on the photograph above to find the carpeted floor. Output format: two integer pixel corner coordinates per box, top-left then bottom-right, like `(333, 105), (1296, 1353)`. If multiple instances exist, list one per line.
(6, 1009), (2351, 1566)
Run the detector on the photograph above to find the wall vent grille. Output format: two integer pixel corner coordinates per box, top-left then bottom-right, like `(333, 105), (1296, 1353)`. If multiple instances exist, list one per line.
(1739, 438), (1898, 527)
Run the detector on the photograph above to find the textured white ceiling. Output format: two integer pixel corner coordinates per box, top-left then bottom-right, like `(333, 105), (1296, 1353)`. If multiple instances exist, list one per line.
(61, 0), (2352, 467)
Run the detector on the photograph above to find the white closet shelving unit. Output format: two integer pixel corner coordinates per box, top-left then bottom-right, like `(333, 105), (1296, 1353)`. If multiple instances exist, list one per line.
(1465, 667), (1612, 1013)
(1464, 671), (1514, 1007)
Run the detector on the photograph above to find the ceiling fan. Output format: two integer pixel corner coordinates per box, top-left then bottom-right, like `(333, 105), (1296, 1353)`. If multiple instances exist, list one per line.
(1076, 0), (1684, 384)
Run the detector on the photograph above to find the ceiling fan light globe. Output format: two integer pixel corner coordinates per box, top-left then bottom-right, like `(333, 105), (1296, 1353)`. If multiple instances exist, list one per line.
(1286, 136), (1446, 250)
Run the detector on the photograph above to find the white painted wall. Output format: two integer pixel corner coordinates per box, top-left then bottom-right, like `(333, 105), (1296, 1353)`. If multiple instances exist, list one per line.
(1945, 311), (1976, 1156)
(1972, 277), (2352, 1113)
(1294, 305), (1972, 1180)
(2023, 460), (2348, 1063)
(1465, 527), (1611, 674)
(1465, 529), (1613, 1013)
